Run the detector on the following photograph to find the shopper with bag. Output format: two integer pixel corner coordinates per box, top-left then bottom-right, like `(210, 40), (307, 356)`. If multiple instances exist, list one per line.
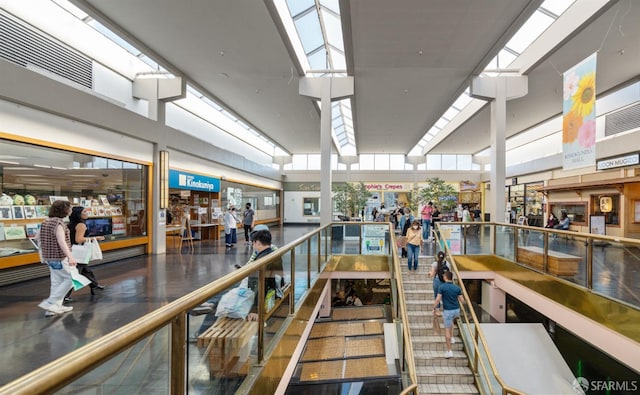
(65, 207), (105, 302)
(37, 200), (77, 317)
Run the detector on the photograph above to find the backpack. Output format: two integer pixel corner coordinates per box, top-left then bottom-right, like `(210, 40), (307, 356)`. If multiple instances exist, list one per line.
(436, 260), (450, 282)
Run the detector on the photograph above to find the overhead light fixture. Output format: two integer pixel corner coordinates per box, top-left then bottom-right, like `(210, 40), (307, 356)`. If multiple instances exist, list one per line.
(159, 151), (169, 209)
(0, 160), (19, 165)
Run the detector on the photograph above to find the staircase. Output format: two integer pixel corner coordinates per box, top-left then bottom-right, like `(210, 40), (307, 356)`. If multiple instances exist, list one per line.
(402, 258), (478, 394)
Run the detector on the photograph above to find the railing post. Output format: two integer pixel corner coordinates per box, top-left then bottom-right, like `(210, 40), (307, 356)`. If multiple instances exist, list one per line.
(170, 313), (186, 395)
(306, 239), (311, 288)
(318, 231), (322, 272)
(257, 267), (266, 363)
(463, 224), (467, 255)
(291, 248), (296, 315)
(586, 238), (593, 289)
(543, 232), (549, 273)
(513, 226), (518, 263)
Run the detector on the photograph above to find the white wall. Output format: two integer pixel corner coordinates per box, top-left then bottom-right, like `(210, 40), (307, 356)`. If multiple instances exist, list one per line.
(0, 99), (153, 163)
(284, 191), (320, 224)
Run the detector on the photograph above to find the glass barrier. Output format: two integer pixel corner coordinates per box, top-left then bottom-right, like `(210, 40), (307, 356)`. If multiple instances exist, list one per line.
(0, 222), (420, 395)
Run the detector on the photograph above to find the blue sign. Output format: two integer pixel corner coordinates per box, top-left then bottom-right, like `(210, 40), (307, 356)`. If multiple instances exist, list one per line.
(169, 170), (220, 192)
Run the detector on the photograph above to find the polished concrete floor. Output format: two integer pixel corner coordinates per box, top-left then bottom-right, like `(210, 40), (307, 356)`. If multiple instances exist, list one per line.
(0, 224), (319, 388)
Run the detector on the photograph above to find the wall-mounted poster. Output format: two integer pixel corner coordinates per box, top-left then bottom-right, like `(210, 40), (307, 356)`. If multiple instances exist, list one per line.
(590, 215), (605, 236)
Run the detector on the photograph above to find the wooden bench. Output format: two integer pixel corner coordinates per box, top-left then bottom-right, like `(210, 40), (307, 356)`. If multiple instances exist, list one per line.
(197, 317), (257, 377)
(516, 245), (581, 276)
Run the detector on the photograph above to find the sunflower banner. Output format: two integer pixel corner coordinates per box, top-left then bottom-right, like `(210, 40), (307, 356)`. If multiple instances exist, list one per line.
(562, 53), (596, 170)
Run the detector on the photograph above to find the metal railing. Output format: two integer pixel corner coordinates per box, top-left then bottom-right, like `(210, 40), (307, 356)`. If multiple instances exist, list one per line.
(0, 222), (420, 394)
(432, 223), (526, 395)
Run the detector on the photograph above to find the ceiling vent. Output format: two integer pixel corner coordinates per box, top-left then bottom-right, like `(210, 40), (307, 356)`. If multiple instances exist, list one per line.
(605, 102), (640, 137)
(0, 10), (93, 89)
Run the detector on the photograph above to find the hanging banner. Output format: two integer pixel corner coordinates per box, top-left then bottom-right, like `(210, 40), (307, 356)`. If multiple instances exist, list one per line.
(562, 53), (596, 170)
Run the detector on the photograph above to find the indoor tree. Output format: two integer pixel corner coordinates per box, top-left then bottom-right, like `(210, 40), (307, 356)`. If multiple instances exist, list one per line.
(415, 177), (458, 213)
(333, 181), (372, 219)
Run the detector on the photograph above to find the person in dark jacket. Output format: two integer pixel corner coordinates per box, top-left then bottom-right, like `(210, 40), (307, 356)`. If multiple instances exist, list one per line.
(64, 207), (105, 303)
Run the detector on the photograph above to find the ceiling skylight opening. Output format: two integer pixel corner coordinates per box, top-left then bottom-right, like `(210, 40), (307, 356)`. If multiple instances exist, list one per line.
(278, 0), (356, 154)
(409, 1), (576, 157)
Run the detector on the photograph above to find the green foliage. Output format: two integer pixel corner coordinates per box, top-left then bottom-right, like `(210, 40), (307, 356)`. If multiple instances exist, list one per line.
(333, 182), (372, 218)
(416, 177), (458, 212)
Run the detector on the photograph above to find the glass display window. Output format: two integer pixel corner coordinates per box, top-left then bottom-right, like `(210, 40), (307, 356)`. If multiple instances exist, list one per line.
(0, 138), (148, 259)
(549, 202), (587, 224)
(220, 180), (280, 222)
(590, 194), (620, 225)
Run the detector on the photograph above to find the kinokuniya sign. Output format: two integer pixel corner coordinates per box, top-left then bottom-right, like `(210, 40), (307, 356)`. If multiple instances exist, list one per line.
(169, 170), (220, 192)
(596, 153), (640, 170)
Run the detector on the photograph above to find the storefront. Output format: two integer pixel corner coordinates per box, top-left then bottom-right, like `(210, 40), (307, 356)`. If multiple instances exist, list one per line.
(0, 137), (150, 282)
(168, 169), (221, 240)
(543, 153), (640, 238)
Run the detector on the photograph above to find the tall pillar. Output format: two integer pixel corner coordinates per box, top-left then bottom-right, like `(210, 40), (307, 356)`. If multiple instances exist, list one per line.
(299, 77), (354, 226)
(470, 75), (528, 223)
(133, 75), (185, 253)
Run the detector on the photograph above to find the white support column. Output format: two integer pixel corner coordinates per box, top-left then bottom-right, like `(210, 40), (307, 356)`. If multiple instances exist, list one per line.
(471, 75), (528, 224)
(133, 75), (185, 254)
(300, 77), (354, 226)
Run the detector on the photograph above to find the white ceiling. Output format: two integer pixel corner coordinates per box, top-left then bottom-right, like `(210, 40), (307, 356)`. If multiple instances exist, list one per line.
(74, 0), (638, 158)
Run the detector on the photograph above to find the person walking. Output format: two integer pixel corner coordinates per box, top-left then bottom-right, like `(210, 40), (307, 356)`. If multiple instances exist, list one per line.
(421, 201), (434, 241)
(242, 202), (255, 245)
(429, 251), (450, 316)
(405, 219), (422, 271)
(224, 206), (239, 247)
(64, 206), (105, 303)
(433, 271), (464, 358)
(37, 200), (77, 316)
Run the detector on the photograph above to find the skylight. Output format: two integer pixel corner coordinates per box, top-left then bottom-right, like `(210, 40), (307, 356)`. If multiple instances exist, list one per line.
(50, 0), (283, 159)
(279, 0), (356, 155)
(410, 0), (576, 157)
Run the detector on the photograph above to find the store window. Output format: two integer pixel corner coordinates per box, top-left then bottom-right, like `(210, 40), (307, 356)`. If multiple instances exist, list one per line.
(303, 197), (319, 216)
(0, 139), (148, 258)
(220, 181), (280, 222)
(590, 194), (620, 225)
(549, 202), (587, 224)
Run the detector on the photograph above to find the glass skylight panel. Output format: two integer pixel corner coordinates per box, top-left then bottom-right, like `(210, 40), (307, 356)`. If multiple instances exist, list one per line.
(389, 154), (405, 170)
(435, 118), (448, 130)
(457, 155), (472, 170)
(307, 48), (328, 70)
(359, 154), (374, 170)
(497, 49), (517, 69)
(291, 154), (307, 170)
(505, 11), (554, 54)
(321, 9), (343, 51)
(295, 10), (324, 54)
(321, 0), (340, 14)
(329, 47), (346, 70)
(452, 92), (472, 109)
(540, 0), (575, 17)
(286, 0), (315, 18)
(374, 154), (389, 170)
(442, 155), (457, 170)
(307, 154), (321, 170)
(442, 107), (460, 121)
(426, 154), (441, 170)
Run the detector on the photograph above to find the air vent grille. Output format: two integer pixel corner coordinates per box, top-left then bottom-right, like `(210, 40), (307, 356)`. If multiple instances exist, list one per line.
(605, 102), (640, 137)
(0, 11), (93, 89)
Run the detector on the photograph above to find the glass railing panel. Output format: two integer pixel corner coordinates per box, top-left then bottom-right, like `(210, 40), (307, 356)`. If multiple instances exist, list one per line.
(437, 223), (465, 255)
(476, 334), (502, 395)
(549, 232), (588, 287)
(60, 326), (171, 393)
(495, 225), (515, 261)
(464, 222), (492, 255)
(592, 239), (640, 306)
(308, 233), (322, 283)
(291, 242), (308, 305)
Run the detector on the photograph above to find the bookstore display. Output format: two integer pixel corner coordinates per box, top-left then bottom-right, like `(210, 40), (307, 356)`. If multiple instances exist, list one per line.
(0, 138), (148, 261)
